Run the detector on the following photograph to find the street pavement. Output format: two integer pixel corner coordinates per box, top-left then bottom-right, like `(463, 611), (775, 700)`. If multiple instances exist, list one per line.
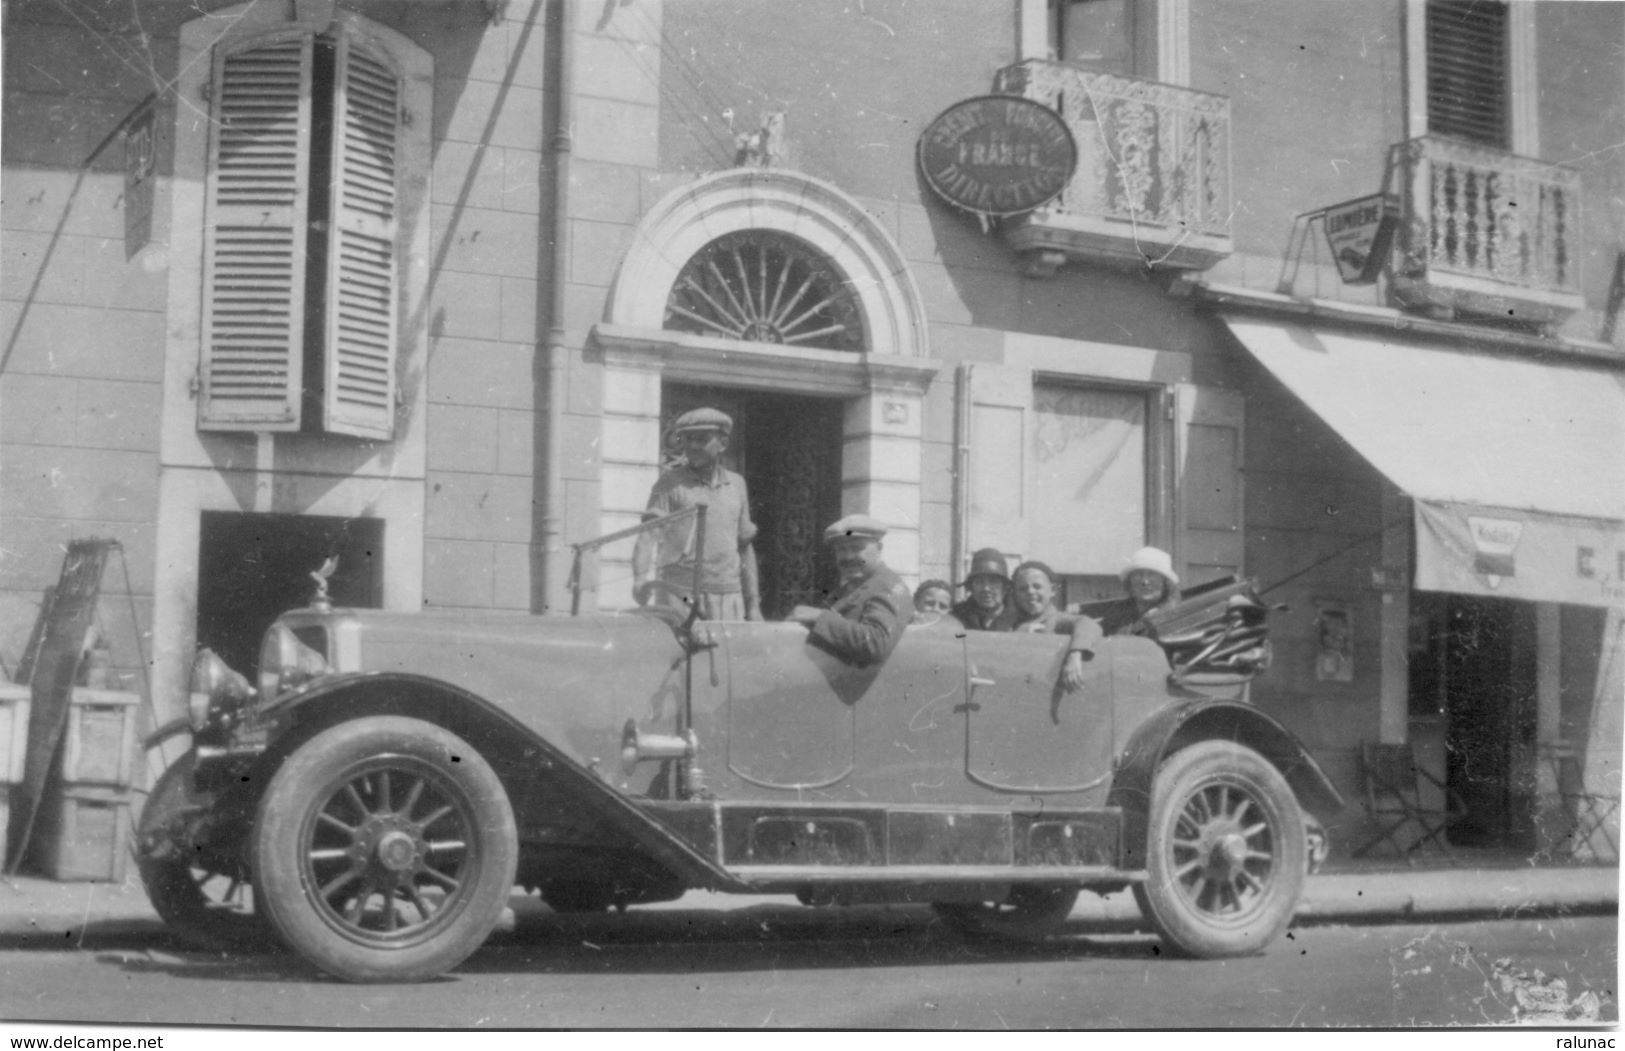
(0, 852), (1616, 940)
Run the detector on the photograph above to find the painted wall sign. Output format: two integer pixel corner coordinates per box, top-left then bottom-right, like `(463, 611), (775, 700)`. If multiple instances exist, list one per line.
(918, 95), (1077, 217)
(1321, 193), (1397, 284)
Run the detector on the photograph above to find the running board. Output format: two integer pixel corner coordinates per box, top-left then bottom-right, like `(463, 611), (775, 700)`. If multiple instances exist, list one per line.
(725, 863), (1146, 887)
(641, 800), (1124, 871)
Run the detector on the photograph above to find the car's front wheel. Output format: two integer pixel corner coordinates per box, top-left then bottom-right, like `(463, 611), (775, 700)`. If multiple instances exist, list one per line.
(253, 716), (518, 983)
(136, 751), (265, 948)
(1134, 740), (1305, 958)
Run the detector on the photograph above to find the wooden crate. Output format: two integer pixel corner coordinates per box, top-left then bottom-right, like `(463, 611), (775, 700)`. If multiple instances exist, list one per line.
(30, 784), (132, 882)
(0, 683), (28, 785)
(61, 688), (140, 788)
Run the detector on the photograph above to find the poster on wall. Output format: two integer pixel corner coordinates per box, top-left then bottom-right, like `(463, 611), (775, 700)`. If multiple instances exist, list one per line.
(1314, 602), (1353, 683)
(122, 100), (156, 257)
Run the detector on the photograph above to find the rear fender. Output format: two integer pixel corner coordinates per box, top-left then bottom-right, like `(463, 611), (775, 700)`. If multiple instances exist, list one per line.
(1108, 699), (1345, 870)
(238, 673), (742, 892)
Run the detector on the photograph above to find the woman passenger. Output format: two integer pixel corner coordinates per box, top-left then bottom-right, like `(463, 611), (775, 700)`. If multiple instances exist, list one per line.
(1098, 546), (1181, 636)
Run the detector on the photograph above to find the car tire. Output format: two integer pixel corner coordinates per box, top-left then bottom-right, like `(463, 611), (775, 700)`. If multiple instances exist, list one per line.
(136, 751), (267, 949)
(253, 716), (518, 983)
(932, 885), (1080, 941)
(1134, 739), (1305, 958)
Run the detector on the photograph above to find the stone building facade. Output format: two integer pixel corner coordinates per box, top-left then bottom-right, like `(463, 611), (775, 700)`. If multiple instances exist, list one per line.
(3, 0), (1620, 857)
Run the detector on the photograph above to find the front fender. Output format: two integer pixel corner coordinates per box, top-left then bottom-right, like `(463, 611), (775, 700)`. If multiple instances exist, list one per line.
(229, 672), (746, 893)
(1108, 698), (1345, 870)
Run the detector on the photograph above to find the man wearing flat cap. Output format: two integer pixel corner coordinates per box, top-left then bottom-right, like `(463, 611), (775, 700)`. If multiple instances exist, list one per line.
(788, 514), (914, 667)
(633, 407), (762, 620)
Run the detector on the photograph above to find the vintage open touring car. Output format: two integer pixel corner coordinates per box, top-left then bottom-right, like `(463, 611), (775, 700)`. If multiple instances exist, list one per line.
(137, 511), (1341, 983)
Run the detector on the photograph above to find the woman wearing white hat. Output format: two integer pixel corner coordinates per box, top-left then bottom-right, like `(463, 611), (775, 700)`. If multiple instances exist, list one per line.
(1098, 546), (1181, 636)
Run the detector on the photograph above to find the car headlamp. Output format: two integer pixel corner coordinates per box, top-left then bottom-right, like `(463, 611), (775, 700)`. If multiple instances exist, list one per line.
(257, 623), (331, 699)
(188, 647), (255, 732)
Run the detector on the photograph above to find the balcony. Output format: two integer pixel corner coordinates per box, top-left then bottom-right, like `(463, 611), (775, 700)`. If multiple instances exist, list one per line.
(1387, 136), (1584, 329)
(992, 60), (1232, 277)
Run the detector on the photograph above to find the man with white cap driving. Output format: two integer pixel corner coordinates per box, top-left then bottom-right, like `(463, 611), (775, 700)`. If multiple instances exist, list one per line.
(788, 514), (914, 667)
(632, 407), (762, 620)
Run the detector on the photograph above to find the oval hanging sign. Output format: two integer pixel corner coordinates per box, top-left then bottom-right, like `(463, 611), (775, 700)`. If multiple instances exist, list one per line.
(917, 95), (1077, 217)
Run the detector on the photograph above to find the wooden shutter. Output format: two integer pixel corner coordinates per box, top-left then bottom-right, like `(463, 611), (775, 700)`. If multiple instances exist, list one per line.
(1426, 0), (1508, 147)
(1175, 384), (1245, 587)
(199, 34), (313, 431)
(962, 362), (1033, 566)
(321, 36), (399, 440)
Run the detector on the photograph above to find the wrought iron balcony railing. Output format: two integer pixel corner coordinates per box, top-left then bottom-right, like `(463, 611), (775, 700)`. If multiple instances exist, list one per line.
(992, 60), (1232, 276)
(1388, 136), (1584, 327)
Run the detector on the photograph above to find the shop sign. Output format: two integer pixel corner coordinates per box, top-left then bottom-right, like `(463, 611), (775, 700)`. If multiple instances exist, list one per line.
(1414, 500), (1625, 610)
(918, 95), (1076, 218)
(1321, 194), (1397, 284)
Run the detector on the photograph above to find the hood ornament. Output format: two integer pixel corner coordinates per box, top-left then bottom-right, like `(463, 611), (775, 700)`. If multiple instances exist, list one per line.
(310, 556), (338, 611)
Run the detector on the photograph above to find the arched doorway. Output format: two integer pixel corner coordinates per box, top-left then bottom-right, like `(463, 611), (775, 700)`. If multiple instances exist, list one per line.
(657, 228), (859, 614)
(592, 169), (938, 604)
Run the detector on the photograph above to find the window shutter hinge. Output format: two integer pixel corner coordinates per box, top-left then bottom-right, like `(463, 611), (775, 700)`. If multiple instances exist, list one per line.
(199, 80), (212, 102)
(189, 368), (202, 399)
(400, 107), (412, 128)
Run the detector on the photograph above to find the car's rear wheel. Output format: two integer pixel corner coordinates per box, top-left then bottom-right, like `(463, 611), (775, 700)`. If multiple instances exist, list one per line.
(253, 716), (518, 983)
(932, 885), (1080, 940)
(136, 751), (266, 948)
(1134, 740), (1305, 958)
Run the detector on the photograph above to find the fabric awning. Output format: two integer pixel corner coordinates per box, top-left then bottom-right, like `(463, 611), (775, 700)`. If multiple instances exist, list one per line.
(1223, 315), (1625, 609)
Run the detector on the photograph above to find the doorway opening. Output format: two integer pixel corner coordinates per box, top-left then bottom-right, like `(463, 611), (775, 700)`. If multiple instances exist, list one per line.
(662, 384), (844, 619)
(1409, 591), (1538, 850)
(196, 511), (384, 679)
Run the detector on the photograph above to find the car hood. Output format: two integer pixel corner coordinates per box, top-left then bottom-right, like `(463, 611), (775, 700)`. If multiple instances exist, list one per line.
(292, 607), (690, 759)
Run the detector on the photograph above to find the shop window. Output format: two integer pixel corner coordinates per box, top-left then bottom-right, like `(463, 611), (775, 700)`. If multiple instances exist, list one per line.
(198, 25), (420, 440)
(663, 231), (866, 353)
(1425, 0), (1509, 147)
(1030, 383), (1155, 606)
(963, 366), (1231, 610)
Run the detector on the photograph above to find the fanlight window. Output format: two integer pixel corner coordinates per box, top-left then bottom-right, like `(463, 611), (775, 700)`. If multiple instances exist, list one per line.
(664, 232), (866, 352)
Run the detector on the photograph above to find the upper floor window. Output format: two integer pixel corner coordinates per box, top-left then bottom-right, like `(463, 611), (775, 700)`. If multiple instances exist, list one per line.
(1049, 0), (1139, 76)
(198, 24), (416, 440)
(1425, 0), (1509, 148)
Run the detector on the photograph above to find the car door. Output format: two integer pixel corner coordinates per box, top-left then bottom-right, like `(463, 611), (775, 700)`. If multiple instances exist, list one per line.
(705, 620), (867, 791)
(960, 630), (1115, 796)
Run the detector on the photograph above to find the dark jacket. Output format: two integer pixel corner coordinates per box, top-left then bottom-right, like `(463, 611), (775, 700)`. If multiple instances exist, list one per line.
(1012, 605), (1105, 655)
(808, 563), (914, 667)
(1095, 595), (1175, 637)
(948, 598), (1015, 632)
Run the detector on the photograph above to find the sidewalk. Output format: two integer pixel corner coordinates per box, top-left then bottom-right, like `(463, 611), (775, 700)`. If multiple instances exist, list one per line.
(0, 854), (1616, 940)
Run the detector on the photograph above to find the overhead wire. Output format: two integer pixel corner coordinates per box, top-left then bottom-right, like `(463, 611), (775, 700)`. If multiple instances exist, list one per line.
(611, 2), (741, 167)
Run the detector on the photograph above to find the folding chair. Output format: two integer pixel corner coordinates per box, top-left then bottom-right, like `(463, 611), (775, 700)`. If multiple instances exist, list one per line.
(1542, 739), (1621, 862)
(1353, 741), (1465, 862)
